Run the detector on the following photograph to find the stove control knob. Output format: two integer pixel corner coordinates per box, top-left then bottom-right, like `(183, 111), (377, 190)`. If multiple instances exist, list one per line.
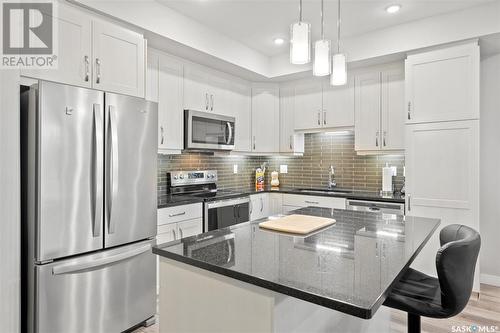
(173, 176), (178, 180)
(210, 174), (215, 179)
(179, 175), (184, 179)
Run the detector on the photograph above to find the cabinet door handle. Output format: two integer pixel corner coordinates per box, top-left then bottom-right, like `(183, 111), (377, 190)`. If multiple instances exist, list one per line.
(210, 94), (214, 111)
(249, 200), (253, 214)
(317, 111), (321, 125)
(407, 194), (411, 212)
(84, 55), (90, 82)
(323, 110), (327, 125)
(289, 135), (293, 150)
(260, 197), (263, 212)
(95, 58), (101, 84)
(253, 136), (256, 150)
(376, 131), (379, 147)
(172, 229), (177, 240)
(168, 211), (186, 217)
(205, 93), (209, 111)
(407, 102), (411, 120)
(383, 131), (386, 147)
(160, 125), (164, 145)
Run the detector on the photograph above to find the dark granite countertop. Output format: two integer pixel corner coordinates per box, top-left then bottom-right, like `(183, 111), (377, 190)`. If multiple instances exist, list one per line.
(242, 186), (406, 204)
(157, 194), (204, 209)
(158, 186), (404, 209)
(153, 207), (439, 319)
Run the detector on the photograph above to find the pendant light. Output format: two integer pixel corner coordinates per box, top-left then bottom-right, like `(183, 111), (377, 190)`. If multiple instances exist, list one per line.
(313, 0), (331, 76)
(330, 0), (347, 86)
(290, 0), (311, 65)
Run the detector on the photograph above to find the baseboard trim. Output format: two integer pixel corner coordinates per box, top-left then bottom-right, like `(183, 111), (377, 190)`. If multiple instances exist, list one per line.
(480, 274), (500, 287)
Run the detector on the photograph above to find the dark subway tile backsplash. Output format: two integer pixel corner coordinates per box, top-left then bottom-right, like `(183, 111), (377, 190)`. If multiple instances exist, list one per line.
(158, 132), (404, 206)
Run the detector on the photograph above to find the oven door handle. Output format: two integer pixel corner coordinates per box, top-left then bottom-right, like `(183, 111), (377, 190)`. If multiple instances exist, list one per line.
(227, 241), (233, 264)
(207, 197), (250, 209)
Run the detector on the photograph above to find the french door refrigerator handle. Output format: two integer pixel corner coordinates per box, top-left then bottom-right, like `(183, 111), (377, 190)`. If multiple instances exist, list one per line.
(93, 104), (103, 237)
(108, 105), (119, 234)
(52, 244), (151, 275)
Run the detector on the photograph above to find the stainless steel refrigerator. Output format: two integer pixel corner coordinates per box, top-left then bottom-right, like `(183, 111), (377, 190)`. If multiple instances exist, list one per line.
(22, 81), (158, 333)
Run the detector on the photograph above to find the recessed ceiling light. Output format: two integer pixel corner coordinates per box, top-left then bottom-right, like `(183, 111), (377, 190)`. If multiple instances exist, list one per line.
(385, 4), (401, 14)
(273, 37), (285, 46)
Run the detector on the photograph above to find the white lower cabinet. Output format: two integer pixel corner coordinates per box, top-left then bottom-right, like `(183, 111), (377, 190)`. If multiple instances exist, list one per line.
(280, 87), (304, 154)
(405, 120), (479, 290)
(156, 203), (203, 292)
(250, 193), (270, 221)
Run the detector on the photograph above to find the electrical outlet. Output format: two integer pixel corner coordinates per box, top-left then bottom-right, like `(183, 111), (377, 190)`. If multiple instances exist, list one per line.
(280, 165), (288, 174)
(233, 164), (238, 174)
(391, 166), (397, 176)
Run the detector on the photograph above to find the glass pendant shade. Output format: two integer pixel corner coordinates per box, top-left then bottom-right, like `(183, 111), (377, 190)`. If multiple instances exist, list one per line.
(290, 22), (311, 65)
(313, 39), (331, 76)
(330, 53), (347, 86)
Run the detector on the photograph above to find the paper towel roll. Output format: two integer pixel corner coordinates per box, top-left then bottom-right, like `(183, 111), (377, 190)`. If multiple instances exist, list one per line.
(382, 166), (393, 192)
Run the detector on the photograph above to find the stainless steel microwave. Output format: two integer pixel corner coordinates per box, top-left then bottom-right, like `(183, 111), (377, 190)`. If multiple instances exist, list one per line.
(184, 109), (235, 151)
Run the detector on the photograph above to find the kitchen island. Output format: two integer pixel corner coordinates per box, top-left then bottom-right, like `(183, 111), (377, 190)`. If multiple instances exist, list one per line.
(153, 207), (440, 333)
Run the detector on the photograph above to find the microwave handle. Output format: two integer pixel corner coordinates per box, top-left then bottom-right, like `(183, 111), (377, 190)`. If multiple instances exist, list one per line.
(226, 122), (233, 145)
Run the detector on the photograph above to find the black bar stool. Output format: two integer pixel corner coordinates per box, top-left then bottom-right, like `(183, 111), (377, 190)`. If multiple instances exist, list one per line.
(383, 224), (481, 333)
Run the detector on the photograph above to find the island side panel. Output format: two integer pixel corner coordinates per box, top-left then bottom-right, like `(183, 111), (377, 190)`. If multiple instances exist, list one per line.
(159, 257), (275, 333)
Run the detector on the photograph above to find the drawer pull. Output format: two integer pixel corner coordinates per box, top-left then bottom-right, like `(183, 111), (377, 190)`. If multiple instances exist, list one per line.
(305, 200), (319, 204)
(169, 212), (186, 217)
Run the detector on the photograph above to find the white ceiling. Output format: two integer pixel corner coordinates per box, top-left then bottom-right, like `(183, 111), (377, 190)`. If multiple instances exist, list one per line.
(158, 0), (494, 57)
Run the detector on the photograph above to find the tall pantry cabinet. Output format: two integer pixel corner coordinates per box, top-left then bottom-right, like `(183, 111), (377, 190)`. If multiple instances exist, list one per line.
(404, 41), (480, 291)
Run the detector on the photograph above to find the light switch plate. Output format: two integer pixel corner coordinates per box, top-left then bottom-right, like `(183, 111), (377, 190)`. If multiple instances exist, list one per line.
(280, 165), (288, 174)
(233, 164), (238, 174)
(391, 166), (397, 176)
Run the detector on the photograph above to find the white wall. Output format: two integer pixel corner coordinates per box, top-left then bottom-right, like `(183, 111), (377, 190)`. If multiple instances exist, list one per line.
(0, 70), (20, 332)
(480, 53), (500, 286)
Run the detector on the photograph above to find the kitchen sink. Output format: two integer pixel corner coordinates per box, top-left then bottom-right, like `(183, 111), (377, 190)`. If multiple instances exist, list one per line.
(297, 188), (352, 195)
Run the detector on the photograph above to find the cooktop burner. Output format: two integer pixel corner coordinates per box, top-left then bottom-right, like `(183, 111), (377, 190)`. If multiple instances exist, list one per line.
(167, 170), (247, 202)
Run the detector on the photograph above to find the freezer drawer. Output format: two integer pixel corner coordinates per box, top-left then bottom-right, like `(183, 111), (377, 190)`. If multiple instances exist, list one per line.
(31, 240), (155, 333)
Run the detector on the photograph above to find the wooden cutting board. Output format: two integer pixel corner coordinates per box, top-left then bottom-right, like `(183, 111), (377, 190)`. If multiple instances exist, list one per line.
(258, 214), (336, 235)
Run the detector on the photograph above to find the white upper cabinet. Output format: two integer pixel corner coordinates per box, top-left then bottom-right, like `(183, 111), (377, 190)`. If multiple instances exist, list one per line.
(355, 65), (405, 153)
(355, 72), (381, 151)
(230, 82), (252, 152)
(183, 66), (230, 115)
(21, 4), (92, 88)
(293, 77), (354, 131)
(92, 20), (145, 97)
(322, 76), (355, 128)
(184, 67), (210, 112)
(405, 42), (479, 123)
(381, 68), (405, 150)
(294, 81), (323, 130)
(158, 54), (184, 152)
(146, 50), (184, 153)
(280, 86), (304, 154)
(251, 85), (280, 153)
(22, 3), (146, 97)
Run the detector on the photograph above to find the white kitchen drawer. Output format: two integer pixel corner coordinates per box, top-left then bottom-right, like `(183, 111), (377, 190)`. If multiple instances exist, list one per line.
(157, 203), (203, 225)
(282, 194), (346, 210)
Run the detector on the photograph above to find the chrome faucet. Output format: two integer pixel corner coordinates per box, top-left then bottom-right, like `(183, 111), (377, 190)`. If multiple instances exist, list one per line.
(328, 165), (337, 189)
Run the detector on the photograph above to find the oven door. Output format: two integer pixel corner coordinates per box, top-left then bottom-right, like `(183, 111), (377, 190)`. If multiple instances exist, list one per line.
(205, 197), (250, 232)
(185, 109), (235, 150)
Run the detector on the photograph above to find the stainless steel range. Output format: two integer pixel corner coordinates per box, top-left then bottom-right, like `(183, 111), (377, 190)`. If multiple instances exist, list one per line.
(167, 170), (249, 232)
